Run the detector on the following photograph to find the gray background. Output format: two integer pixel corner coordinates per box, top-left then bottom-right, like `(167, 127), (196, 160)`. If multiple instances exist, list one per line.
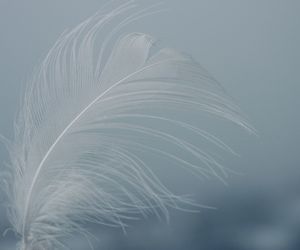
(0, 0), (299, 249)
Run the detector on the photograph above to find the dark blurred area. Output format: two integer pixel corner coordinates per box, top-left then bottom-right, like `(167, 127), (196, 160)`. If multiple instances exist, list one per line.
(3, 179), (300, 250)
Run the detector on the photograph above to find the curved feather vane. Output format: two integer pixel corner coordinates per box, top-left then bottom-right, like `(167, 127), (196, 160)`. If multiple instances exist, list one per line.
(4, 1), (253, 249)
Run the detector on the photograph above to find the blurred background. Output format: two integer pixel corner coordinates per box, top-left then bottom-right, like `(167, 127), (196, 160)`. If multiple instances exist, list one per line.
(0, 0), (299, 249)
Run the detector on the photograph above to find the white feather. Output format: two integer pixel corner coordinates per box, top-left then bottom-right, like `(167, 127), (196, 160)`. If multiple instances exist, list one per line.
(3, 1), (253, 249)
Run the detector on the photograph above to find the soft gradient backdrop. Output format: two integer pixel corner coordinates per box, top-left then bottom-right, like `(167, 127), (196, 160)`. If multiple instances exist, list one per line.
(0, 0), (299, 249)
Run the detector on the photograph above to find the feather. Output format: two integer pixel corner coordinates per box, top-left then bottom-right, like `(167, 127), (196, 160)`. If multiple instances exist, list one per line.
(3, 1), (254, 249)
